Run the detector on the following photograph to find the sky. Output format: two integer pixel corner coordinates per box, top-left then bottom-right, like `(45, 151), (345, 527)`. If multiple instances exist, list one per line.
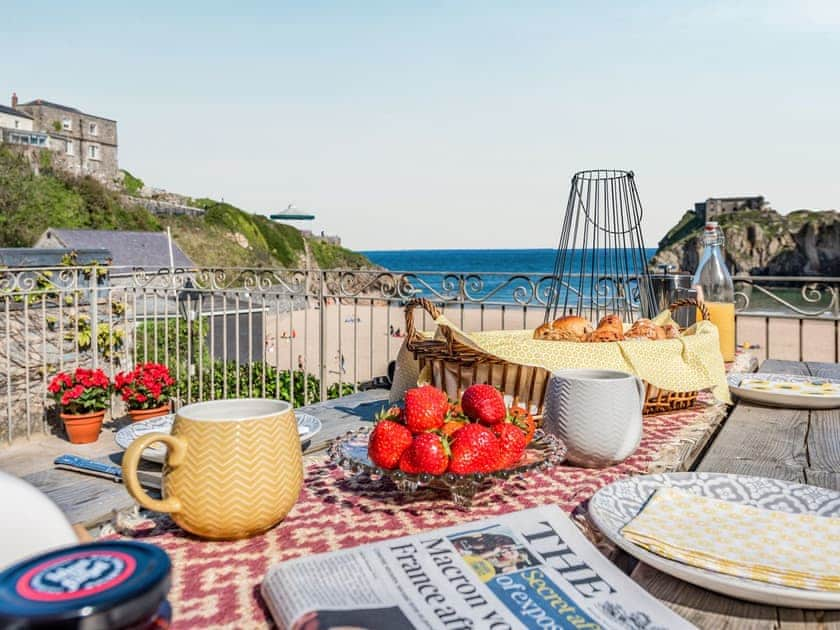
(3, 1), (840, 251)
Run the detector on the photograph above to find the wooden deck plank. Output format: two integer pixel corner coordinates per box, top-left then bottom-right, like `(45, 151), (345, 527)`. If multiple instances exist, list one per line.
(632, 564), (779, 630)
(22, 468), (138, 527)
(761, 359), (810, 376)
(804, 362), (840, 379)
(695, 405), (808, 472)
(807, 407), (840, 473)
(778, 608), (840, 630)
(804, 470), (840, 492)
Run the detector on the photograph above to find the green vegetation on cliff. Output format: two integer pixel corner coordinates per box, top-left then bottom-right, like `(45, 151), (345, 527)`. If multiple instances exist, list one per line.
(0, 148), (372, 270)
(0, 147), (159, 247)
(120, 169), (144, 195)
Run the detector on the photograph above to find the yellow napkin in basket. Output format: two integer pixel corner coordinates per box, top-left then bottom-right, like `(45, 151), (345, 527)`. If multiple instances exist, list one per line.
(621, 487), (840, 592)
(390, 310), (730, 404)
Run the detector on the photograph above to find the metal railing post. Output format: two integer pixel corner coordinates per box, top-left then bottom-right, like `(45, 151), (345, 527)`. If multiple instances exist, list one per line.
(318, 271), (327, 402)
(89, 268), (99, 368)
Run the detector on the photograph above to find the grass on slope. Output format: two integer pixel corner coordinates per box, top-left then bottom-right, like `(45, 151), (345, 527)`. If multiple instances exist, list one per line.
(193, 198), (305, 267)
(193, 197), (373, 269)
(159, 214), (279, 268)
(309, 238), (371, 268)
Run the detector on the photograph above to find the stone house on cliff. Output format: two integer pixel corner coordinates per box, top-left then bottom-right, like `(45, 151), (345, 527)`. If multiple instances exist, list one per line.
(0, 92), (119, 186)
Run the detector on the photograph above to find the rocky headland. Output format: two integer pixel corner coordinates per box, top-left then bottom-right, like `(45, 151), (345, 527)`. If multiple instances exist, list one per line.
(651, 206), (840, 276)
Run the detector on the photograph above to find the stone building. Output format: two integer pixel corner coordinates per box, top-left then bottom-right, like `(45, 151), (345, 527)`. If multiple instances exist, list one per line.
(694, 196), (768, 222)
(0, 92), (119, 185)
(0, 102), (49, 149)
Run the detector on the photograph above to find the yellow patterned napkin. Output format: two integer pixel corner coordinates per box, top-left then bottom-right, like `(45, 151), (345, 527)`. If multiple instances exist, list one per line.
(621, 487), (840, 591)
(390, 310), (730, 403)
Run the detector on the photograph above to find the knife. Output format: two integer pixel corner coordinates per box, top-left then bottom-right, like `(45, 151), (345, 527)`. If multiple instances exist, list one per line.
(54, 454), (162, 490)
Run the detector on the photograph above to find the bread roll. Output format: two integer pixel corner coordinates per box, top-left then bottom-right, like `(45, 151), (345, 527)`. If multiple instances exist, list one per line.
(584, 328), (624, 342)
(533, 315), (593, 341)
(626, 319), (666, 341)
(596, 314), (624, 335)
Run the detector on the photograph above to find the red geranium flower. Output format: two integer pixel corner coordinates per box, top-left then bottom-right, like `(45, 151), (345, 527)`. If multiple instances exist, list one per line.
(49, 367), (112, 414)
(114, 363), (176, 410)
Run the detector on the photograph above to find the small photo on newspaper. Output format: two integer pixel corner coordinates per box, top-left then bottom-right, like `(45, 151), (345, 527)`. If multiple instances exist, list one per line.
(262, 505), (696, 630)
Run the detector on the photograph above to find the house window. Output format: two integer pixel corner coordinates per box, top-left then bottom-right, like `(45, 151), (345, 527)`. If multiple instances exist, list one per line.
(65, 140), (74, 155)
(62, 118), (72, 131)
(88, 144), (100, 160)
(14, 120), (19, 129)
(89, 122), (98, 136)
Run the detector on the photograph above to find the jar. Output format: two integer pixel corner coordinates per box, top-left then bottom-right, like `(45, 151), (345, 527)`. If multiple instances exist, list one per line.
(0, 541), (171, 629)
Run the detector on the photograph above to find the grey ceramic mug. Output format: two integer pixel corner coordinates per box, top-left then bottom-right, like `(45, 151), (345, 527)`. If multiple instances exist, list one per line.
(543, 369), (645, 468)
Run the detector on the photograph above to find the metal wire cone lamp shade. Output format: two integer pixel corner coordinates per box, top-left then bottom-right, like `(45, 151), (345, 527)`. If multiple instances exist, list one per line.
(544, 169), (655, 323)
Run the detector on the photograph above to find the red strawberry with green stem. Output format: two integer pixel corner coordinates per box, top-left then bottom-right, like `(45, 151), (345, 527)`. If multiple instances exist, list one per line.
(399, 432), (450, 475)
(447, 423), (501, 474)
(461, 384), (506, 425)
(368, 419), (412, 469)
(404, 385), (448, 433)
(493, 422), (528, 469)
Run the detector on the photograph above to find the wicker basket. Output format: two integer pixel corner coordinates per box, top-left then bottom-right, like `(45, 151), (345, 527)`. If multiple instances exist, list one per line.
(404, 297), (710, 417)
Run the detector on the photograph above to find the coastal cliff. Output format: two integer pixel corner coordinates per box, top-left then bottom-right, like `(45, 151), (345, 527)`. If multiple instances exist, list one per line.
(0, 148), (372, 270)
(651, 207), (840, 275)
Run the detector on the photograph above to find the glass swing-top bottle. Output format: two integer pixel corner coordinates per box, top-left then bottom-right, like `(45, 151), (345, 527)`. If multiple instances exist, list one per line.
(692, 221), (736, 362)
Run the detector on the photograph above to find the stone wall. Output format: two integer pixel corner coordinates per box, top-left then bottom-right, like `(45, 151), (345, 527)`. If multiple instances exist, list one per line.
(125, 196), (205, 217)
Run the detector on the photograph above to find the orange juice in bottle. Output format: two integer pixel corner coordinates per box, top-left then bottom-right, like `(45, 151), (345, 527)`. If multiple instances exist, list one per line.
(693, 222), (736, 361)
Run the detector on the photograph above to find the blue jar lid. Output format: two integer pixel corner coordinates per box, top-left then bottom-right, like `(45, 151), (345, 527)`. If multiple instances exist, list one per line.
(0, 541), (171, 629)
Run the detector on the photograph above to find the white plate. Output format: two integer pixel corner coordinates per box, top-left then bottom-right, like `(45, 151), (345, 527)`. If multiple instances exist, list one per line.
(728, 372), (840, 409)
(588, 472), (840, 609)
(115, 411), (322, 464)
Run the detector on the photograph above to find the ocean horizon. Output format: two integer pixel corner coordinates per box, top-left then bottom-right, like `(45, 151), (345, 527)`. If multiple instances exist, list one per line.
(362, 248), (658, 306)
(362, 248), (658, 275)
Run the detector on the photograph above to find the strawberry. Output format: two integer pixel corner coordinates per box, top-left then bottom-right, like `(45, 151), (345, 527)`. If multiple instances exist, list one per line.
(368, 419), (412, 469)
(404, 385), (448, 433)
(493, 422), (528, 469)
(399, 432), (450, 475)
(509, 405), (536, 444)
(448, 423), (501, 474)
(461, 384), (506, 425)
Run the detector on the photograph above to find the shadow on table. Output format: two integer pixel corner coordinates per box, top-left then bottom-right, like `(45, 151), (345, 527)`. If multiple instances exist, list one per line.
(331, 401), (385, 422)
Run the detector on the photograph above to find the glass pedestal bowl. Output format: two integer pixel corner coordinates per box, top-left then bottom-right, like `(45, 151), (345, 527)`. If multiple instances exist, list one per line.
(328, 427), (566, 508)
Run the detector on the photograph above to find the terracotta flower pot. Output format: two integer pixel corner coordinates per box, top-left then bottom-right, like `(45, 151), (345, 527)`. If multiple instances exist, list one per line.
(128, 404), (171, 423)
(60, 410), (106, 444)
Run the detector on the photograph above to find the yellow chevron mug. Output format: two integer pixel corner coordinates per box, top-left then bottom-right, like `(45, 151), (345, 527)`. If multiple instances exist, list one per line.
(122, 398), (303, 540)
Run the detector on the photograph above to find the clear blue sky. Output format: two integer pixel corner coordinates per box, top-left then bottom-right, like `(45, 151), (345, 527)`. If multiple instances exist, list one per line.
(4, 1), (839, 250)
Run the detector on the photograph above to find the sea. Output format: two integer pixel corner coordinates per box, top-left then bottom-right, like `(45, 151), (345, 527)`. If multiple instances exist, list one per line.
(362, 248), (658, 306)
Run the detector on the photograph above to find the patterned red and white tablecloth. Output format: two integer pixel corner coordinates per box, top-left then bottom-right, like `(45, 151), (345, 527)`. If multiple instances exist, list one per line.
(107, 392), (729, 629)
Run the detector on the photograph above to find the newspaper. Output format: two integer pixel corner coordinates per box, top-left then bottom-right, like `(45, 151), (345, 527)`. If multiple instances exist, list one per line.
(262, 505), (695, 630)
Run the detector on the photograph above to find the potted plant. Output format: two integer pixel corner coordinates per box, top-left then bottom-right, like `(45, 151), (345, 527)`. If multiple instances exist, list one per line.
(48, 368), (112, 444)
(115, 363), (175, 422)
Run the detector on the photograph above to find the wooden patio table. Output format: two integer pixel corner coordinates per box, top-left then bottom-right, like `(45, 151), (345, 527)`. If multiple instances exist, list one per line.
(631, 359), (840, 629)
(6, 355), (840, 628)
